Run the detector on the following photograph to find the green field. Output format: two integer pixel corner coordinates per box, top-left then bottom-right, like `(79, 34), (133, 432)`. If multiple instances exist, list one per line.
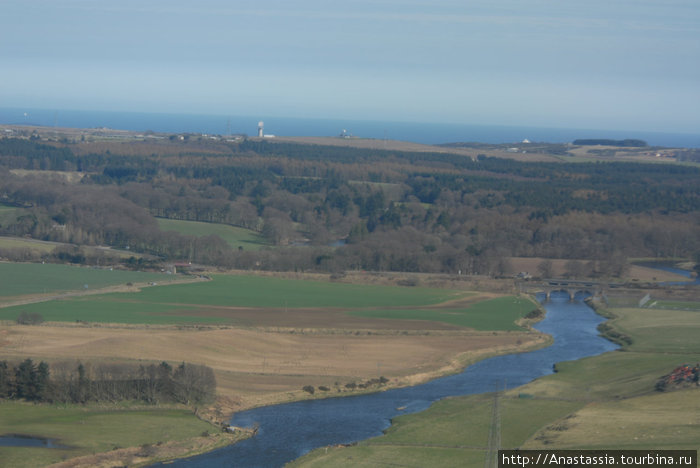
(0, 401), (216, 468)
(607, 307), (700, 354)
(292, 300), (700, 467)
(349, 296), (535, 331)
(119, 275), (464, 308)
(0, 237), (57, 253)
(157, 218), (267, 250)
(0, 297), (220, 325)
(649, 300), (700, 311)
(0, 236), (144, 259)
(0, 262), (168, 297)
(0, 274), (479, 325)
(0, 204), (20, 223)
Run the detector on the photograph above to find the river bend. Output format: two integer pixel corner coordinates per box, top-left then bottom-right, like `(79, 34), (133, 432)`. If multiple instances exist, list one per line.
(160, 291), (618, 467)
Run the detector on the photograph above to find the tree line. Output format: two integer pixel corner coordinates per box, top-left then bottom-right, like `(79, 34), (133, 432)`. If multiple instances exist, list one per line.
(0, 359), (216, 406)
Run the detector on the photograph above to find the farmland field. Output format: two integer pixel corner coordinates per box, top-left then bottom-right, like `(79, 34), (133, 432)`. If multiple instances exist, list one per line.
(0, 262), (169, 297)
(507, 257), (689, 283)
(348, 296), (535, 331)
(605, 307), (700, 354)
(0, 274), (490, 326)
(157, 218), (267, 250)
(0, 236), (57, 253)
(0, 268), (545, 414)
(99, 274), (466, 308)
(0, 324), (543, 410)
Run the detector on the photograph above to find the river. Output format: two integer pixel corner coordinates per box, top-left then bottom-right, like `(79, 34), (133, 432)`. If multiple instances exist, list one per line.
(158, 291), (618, 467)
(637, 262), (700, 286)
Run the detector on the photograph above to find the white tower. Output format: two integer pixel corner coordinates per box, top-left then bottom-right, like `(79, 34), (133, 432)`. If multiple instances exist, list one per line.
(257, 121), (264, 138)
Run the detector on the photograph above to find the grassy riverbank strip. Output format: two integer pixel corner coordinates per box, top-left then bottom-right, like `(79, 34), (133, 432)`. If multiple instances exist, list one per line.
(0, 402), (245, 468)
(289, 296), (700, 467)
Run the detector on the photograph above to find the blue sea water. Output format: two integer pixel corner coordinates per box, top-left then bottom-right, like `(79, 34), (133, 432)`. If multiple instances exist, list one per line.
(2, 107), (700, 148)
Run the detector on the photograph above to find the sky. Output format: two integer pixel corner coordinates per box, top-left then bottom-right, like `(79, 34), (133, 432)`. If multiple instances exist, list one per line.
(1, 0), (699, 133)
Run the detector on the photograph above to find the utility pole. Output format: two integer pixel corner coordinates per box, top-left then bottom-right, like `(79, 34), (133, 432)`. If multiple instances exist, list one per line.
(484, 384), (502, 468)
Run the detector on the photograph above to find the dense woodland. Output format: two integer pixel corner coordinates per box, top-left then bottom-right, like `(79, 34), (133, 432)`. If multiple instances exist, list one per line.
(1, 136), (699, 276)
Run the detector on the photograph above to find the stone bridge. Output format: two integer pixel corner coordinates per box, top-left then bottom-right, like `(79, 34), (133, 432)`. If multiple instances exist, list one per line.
(519, 279), (606, 302)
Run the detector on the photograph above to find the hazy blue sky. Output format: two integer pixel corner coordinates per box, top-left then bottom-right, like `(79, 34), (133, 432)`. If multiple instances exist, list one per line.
(2, 0), (699, 132)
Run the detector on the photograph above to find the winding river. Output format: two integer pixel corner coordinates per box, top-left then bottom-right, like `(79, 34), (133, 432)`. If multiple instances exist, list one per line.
(160, 291), (618, 467)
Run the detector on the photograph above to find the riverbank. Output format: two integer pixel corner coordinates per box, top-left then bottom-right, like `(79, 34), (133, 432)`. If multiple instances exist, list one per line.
(0, 402), (239, 468)
(47, 430), (252, 468)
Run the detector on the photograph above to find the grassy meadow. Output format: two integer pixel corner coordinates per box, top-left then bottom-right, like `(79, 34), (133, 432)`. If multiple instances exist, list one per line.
(0, 262), (168, 298)
(157, 218), (267, 250)
(0, 401), (217, 468)
(291, 299), (700, 467)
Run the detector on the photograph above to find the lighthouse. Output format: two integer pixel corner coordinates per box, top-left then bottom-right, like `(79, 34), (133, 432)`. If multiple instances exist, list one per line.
(257, 121), (264, 138)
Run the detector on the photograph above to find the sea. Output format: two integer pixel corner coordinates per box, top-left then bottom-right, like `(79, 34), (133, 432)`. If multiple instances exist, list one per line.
(2, 107), (700, 148)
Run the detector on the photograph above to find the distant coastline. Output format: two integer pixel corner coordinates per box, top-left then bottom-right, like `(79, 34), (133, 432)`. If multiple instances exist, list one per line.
(2, 107), (699, 148)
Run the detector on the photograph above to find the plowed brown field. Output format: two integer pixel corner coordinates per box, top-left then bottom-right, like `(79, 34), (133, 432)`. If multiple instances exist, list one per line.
(0, 323), (544, 412)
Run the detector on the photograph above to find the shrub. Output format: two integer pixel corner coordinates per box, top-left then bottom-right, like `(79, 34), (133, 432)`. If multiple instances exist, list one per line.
(524, 309), (543, 319)
(597, 323), (632, 346)
(137, 443), (157, 457)
(302, 385), (315, 394)
(16, 311), (44, 325)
